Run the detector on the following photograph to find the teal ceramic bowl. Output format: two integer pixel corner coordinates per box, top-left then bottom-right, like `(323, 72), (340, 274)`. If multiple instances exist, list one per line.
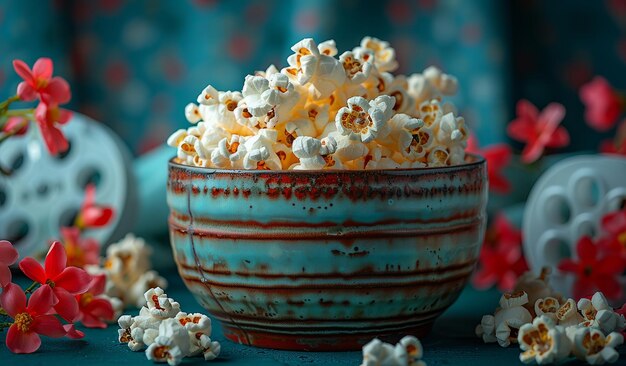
(167, 155), (487, 351)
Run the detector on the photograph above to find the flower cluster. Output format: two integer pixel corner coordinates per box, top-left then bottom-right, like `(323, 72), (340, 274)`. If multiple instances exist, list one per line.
(558, 207), (626, 300)
(0, 241), (100, 353)
(118, 287), (220, 365)
(168, 37), (470, 170)
(360, 335), (426, 366)
(0, 58), (73, 171)
(476, 269), (626, 364)
(472, 214), (528, 292)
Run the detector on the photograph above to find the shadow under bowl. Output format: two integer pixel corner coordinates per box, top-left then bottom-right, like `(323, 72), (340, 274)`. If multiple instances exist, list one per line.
(167, 155), (488, 351)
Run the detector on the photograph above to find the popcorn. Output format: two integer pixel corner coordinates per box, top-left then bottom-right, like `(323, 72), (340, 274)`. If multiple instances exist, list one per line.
(578, 293), (626, 334)
(356, 36), (399, 73)
(517, 316), (572, 364)
(118, 288), (221, 364)
(103, 234), (167, 309)
(535, 297), (560, 322)
(571, 328), (623, 365)
(184, 103), (202, 124)
(169, 36), (471, 170)
(360, 336), (427, 366)
(335, 95), (394, 143)
(478, 291), (533, 347)
(514, 268), (560, 316)
(555, 298), (584, 327)
(283, 38), (346, 100)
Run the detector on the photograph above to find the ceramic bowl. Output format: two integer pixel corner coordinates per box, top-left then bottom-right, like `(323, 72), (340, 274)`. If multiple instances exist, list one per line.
(167, 155), (487, 351)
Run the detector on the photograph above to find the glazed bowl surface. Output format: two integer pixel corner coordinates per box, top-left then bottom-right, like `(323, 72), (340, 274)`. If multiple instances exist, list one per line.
(167, 156), (487, 351)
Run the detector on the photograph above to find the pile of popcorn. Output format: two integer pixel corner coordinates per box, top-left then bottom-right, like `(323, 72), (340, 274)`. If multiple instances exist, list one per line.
(88, 234), (168, 310)
(168, 37), (469, 170)
(476, 268), (626, 365)
(360, 336), (427, 366)
(118, 287), (220, 365)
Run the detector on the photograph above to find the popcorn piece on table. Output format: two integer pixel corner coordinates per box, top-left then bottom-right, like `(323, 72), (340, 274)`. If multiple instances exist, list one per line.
(571, 328), (624, 365)
(578, 292), (626, 334)
(360, 336), (426, 366)
(476, 291), (532, 347)
(517, 316), (572, 364)
(514, 268), (560, 317)
(118, 287), (221, 364)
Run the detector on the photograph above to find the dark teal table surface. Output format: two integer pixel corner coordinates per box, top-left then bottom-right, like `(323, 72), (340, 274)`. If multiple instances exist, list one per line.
(2, 272), (623, 365)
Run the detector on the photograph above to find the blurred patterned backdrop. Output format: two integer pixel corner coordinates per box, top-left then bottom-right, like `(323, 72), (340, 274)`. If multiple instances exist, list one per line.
(0, 0), (624, 155)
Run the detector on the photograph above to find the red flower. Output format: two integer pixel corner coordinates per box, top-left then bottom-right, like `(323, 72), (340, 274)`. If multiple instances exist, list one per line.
(507, 100), (569, 164)
(19, 242), (92, 322)
(473, 214), (528, 291)
(76, 274), (115, 328)
(2, 117), (29, 136)
(34, 101), (72, 156)
(558, 236), (625, 300)
(76, 184), (114, 229)
(13, 58), (71, 104)
(0, 283), (66, 354)
(579, 76), (624, 132)
(60, 227), (101, 268)
(466, 135), (512, 194)
(0, 240), (19, 287)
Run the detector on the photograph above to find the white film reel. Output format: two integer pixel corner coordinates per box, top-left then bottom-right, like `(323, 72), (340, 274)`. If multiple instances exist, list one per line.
(523, 155), (626, 303)
(0, 112), (136, 258)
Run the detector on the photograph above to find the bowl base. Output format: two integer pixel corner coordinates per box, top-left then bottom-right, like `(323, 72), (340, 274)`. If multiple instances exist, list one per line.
(221, 322), (434, 351)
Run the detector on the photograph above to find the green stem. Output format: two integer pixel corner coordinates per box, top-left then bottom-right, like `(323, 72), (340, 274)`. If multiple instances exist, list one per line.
(24, 281), (40, 294)
(5, 108), (34, 118)
(0, 95), (20, 112)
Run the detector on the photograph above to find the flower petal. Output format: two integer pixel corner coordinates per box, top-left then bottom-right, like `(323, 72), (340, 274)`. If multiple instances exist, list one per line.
(63, 324), (85, 339)
(0, 240), (18, 265)
(16, 82), (37, 101)
(81, 207), (114, 227)
(88, 274), (107, 296)
(506, 118), (535, 143)
(45, 77), (71, 104)
(85, 298), (114, 320)
(539, 103), (566, 132)
(32, 57), (53, 80)
(516, 99), (539, 121)
(0, 283), (26, 317)
(18, 257), (47, 284)
(45, 241), (67, 279)
(53, 287), (79, 322)
(28, 285), (56, 315)
(0, 266), (12, 287)
(31, 315), (67, 338)
(80, 312), (108, 329)
(557, 259), (579, 273)
(12, 59), (33, 82)
(6, 324), (41, 354)
(577, 236), (597, 259)
(55, 267), (92, 294)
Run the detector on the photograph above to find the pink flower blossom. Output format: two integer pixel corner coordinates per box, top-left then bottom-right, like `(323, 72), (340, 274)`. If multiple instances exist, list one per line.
(0, 240), (19, 287)
(0, 283), (66, 354)
(597, 208), (626, 258)
(76, 184), (114, 229)
(19, 242), (92, 322)
(473, 214), (528, 291)
(76, 274), (115, 328)
(34, 101), (72, 156)
(558, 236), (625, 300)
(466, 135), (512, 194)
(60, 227), (101, 268)
(580, 76), (624, 131)
(507, 100), (570, 164)
(12, 58), (71, 104)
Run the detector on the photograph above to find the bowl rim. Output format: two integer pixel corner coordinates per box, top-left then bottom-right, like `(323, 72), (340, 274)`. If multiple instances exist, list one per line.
(168, 153), (485, 175)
